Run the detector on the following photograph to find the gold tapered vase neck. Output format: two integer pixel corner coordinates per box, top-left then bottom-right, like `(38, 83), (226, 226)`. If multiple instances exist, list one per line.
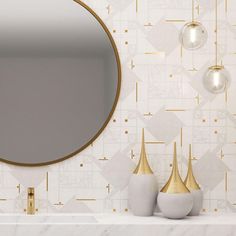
(184, 144), (200, 190)
(161, 142), (189, 193)
(133, 129), (154, 175)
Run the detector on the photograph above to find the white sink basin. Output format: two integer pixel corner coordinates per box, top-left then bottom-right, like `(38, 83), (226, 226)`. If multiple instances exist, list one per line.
(0, 214), (97, 224)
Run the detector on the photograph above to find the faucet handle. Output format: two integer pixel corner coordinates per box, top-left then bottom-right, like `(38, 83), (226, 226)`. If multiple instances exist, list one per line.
(28, 187), (34, 194)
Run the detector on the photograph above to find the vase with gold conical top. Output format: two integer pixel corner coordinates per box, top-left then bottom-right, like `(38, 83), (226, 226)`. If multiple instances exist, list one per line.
(157, 142), (193, 219)
(128, 128), (158, 216)
(184, 144), (203, 216)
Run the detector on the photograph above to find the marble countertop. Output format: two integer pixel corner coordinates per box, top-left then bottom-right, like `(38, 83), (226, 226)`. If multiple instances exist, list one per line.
(0, 212), (234, 225)
(0, 213), (235, 236)
(97, 213), (236, 225)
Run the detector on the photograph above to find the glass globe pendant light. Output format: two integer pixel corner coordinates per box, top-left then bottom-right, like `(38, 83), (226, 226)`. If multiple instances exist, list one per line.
(180, 0), (207, 50)
(203, 0), (231, 94)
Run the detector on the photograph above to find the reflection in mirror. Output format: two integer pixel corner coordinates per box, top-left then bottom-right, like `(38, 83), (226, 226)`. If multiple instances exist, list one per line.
(0, 0), (120, 165)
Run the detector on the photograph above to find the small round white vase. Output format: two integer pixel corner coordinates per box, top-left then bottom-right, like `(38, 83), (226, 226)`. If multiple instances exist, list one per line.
(128, 174), (158, 216)
(188, 189), (203, 216)
(157, 192), (193, 219)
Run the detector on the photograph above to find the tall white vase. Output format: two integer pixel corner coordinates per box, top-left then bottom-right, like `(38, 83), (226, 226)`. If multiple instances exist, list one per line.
(184, 144), (203, 216)
(128, 129), (158, 216)
(157, 142), (193, 219)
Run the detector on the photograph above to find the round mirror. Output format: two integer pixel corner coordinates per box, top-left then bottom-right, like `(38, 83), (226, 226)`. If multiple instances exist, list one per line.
(0, 0), (121, 166)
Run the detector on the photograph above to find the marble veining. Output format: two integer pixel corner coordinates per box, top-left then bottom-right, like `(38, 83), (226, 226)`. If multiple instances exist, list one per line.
(0, 213), (235, 236)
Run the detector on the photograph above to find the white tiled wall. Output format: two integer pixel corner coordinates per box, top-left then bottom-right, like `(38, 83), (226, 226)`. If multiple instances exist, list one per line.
(0, 0), (235, 214)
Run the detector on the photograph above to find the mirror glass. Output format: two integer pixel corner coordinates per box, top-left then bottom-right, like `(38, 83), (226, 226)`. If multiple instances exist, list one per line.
(0, 0), (120, 166)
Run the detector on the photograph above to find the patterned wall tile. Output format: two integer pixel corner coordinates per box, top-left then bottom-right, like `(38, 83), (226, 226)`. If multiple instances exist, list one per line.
(0, 0), (235, 214)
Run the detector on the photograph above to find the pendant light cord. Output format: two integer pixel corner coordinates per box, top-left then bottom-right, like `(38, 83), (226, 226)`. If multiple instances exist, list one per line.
(192, 0), (195, 22)
(215, 0), (218, 65)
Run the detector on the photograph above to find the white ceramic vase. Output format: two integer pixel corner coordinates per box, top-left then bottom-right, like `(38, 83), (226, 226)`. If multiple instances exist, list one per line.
(158, 192), (193, 219)
(129, 174), (158, 216)
(128, 129), (158, 216)
(188, 189), (203, 216)
(157, 142), (193, 219)
(184, 144), (203, 216)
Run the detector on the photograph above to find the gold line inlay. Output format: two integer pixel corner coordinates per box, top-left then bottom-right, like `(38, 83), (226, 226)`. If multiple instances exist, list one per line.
(145, 141), (165, 144)
(46, 172), (49, 192)
(130, 150), (135, 159)
(106, 184), (110, 194)
(144, 112), (153, 116)
(225, 172), (228, 192)
(136, 82), (138, 102)
(17, 184), (21, 194)
(76, 198), (96, 201)
(99, 157), (109, 161)
(166, 109), (186, 112)
(54, 202), (64, 206)
(165, 19), (186, 23)
(144, 52), (164, 55)
(144, 23), (153, 27)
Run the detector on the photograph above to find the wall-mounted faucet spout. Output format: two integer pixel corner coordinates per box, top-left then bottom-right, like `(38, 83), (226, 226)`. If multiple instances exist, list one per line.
(27, 187), (35, 215)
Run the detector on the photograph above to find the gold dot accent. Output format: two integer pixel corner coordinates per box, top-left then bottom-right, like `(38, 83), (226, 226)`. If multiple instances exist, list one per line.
(169, 74), (173, 78)
(214, 208), (218, 212)
(214, 130), (218, 134)
(113, 119), (116, 122)
(202, 208), (206, 212)
(169, 164), (172, 167)
(125, 119), (128, 122)
(214, 119), (218, 122)
(125, 41), (128, 45)
(80, 163), (83, 167)
(125, 208), (128, 212)
(202, 119), (206, 123)
(125, 29), (128, 33)
(113, 209), (116, 212)
(113, 30), (116, 33)
(125, 130), (128, 134)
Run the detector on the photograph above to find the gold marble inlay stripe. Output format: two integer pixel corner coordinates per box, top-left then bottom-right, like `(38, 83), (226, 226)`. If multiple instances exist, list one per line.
(17, 184), (21, 194)
(130, 150), (135, 159)
(166, 109), (186, 112)
(165, 19), (186, 23)
(145, 141), (165, 144)
(46, 172), (49, 192)
(225, 172), (228, 192)
(99, 157), (109, 161)
(76, 198), (96, 201)
(144, 52), (164, 55)
(144, 112), (153, 116)
(54, 202), (64, 206)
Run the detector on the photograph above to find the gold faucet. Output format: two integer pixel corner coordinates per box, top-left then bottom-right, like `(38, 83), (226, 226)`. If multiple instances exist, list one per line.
(27, 187), (35, 215)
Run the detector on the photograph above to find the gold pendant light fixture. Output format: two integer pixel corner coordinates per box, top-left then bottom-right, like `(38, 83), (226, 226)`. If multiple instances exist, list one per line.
(180, 0), (208, 50)
(203, 0), (231, 94)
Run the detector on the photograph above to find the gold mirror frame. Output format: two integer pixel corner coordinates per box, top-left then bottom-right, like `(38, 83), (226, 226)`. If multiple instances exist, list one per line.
(0, 0), (121, 167)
